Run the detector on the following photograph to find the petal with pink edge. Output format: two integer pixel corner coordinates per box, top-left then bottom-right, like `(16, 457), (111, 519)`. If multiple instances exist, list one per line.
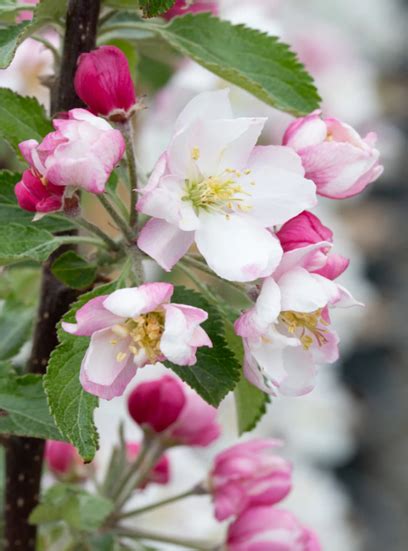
(137, 218), (195, 271)
(61, 296), (122, 336)
(103, 282), (174, 318)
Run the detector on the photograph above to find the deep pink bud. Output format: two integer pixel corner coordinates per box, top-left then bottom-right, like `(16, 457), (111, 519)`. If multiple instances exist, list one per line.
(126, 442), (170, 486)
(277, 211), (349, 280)
(283, 110), (383, 199)
(44, 440), (84, 480)
(74, 46), (136, 119)
(15, 169), (64, 214)
(277, 211), (332, 252)
(127, 374), (220, 447)
(227, 507), (322, 551)
(210, 439), (292, 521)
(163, 0), (218, 20)
(128, 375), (186, 433)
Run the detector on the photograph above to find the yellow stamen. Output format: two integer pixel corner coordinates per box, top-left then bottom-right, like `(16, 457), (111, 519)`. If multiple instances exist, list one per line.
(279, 309), (328, 350)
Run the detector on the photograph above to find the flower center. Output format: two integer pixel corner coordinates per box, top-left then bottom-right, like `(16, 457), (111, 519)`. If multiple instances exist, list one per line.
(182, 150), (253, 215)
(111, 311), (165, 363)
(279, 309), (329, 350)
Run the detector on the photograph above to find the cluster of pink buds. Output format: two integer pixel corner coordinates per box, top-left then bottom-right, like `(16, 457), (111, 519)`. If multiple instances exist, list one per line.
(163, 0), (218, 20)
(44, 440), (88, 482)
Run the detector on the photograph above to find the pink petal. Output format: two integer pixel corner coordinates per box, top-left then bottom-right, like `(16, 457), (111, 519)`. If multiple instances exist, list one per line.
(62, 296), (123, 336)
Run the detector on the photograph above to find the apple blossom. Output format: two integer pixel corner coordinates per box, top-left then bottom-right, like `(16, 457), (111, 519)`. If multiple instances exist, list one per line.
(19, 108), (125, 195)
(226, 507), (321, 551)
(137, 89), (317, 282)
(235, 243), (360, 396)
(44, 440), (85, 480)
(277, 211), (349, 280)
(210, 439), (292, 520)
(283, 110), (383, 199)
(126, 442), (170, 486)
(127, 374), (220, 446)
(163, 0), (218, 20)
(62, 283), (212, 400)
(74, 46), (137, 120)
(15, 169), (64, 214)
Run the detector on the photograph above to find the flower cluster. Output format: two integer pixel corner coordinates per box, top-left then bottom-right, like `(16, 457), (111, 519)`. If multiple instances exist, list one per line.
(127, 374), (321, 549)
(13, 45), (382, 400)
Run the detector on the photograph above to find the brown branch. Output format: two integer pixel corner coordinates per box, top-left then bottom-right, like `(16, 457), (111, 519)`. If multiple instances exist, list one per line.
(4, 2), (101, 550)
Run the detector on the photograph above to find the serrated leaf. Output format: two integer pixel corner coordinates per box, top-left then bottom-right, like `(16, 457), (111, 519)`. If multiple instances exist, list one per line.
(0, 373), (63, 440)
(30, 484), (114, 532)
(51, 251), (97, 290)
(0, 298), (34, 360)
(0, 223), (63, 265)
(140, 0), (175, 17)
(45, 280), (127, 461)
(222, 312), (269, 433)
(34, 0), (67, 23)
(44, 337), (99, 462)
(0, 21), (30, 68)
(0, 205), (75, 233)
(0, 88), (52, 151)
(165, 286), (240, 406)
(152, 13), (320, 116)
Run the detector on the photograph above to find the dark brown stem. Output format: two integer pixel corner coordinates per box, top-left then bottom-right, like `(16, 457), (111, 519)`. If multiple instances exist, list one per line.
(4, 1), (101, 550)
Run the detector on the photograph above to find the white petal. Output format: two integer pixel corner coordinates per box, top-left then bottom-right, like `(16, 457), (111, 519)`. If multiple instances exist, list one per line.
(103, 283), (173, 318)
(175, 89), (233, 132)
(254, 277), (281, 326)
(195, 212), (282, 282)
(278, 267), (338, 312)
(241, 146), (317, 226)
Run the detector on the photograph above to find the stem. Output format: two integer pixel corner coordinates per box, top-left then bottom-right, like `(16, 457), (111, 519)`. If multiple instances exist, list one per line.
(116, 484), (206, 520)
(4, 2), (101, 550)
(31, 35), (61, 63)
(73, 217), (121, 251)
(59, 235), (106, 247)
(177, 262), (219, 302)
(97, 194), (135, 244)
(120, 119), (138, 229)
(114, 527), (216, 551)
(115, 437), (165, 513)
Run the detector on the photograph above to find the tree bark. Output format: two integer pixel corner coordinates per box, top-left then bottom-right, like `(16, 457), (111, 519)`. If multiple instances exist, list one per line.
(4, 2), (101, 549)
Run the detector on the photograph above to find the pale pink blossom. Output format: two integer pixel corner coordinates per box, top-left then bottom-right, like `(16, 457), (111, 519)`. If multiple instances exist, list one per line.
(210, 439), (292, 520)
(15, 169), (64, 214)
(75, 46), (137, 120)
(227, 507), (321, 551)
(277, 211), (349, 280)
(127, 374), (220, 447)
(163, 0), (218, 20)
(44, 440), (85, 481)
(137, 90), (317, 282)
(126, 442), (170, 486)
(19, 109), (125, 195)
(235, 243), (361, 396)
(62, 283), (212, 400)
(283, 110), (383, 199)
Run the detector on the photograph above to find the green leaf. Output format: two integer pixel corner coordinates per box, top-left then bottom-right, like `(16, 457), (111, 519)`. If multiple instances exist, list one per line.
(0, 170), (19, 204)
(33, 0), (67, 24)
(165, 286), (241, 406)
(0, 373), (62, 440)
(140, 0), (175, 17)
(0, 223), (63, 265)
(152, 13), (320, 116)
(30, 484), (114, 532)
(222, 312), (270, 433)
(51, 251), (97, 290)
(0, 88), (52, 152)
(44, 337), (98, 462)
(0, 298), (34, 360)
(0, 21), (30, 69)
(45, 280), (126, 461)
(0, 267), (41, 306)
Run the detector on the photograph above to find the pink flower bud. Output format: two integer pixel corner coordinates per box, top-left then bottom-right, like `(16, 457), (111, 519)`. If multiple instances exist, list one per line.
(210, 439), (292, 521)
(127, 374), (220, 447)
(227, 507), (322, 551)
(126, 442), (170, 486)
(74, 46), (137, 120)
(44, 441), (85, 480)
(15, 169), (64, 213)
(19, 109), (125, 195)
(163, 0), (218, 21)
(16, 0), (38, 22)
(277, 211), (332, 252)
(283, 110), (383, 199)
(276, 211), (349, 280)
